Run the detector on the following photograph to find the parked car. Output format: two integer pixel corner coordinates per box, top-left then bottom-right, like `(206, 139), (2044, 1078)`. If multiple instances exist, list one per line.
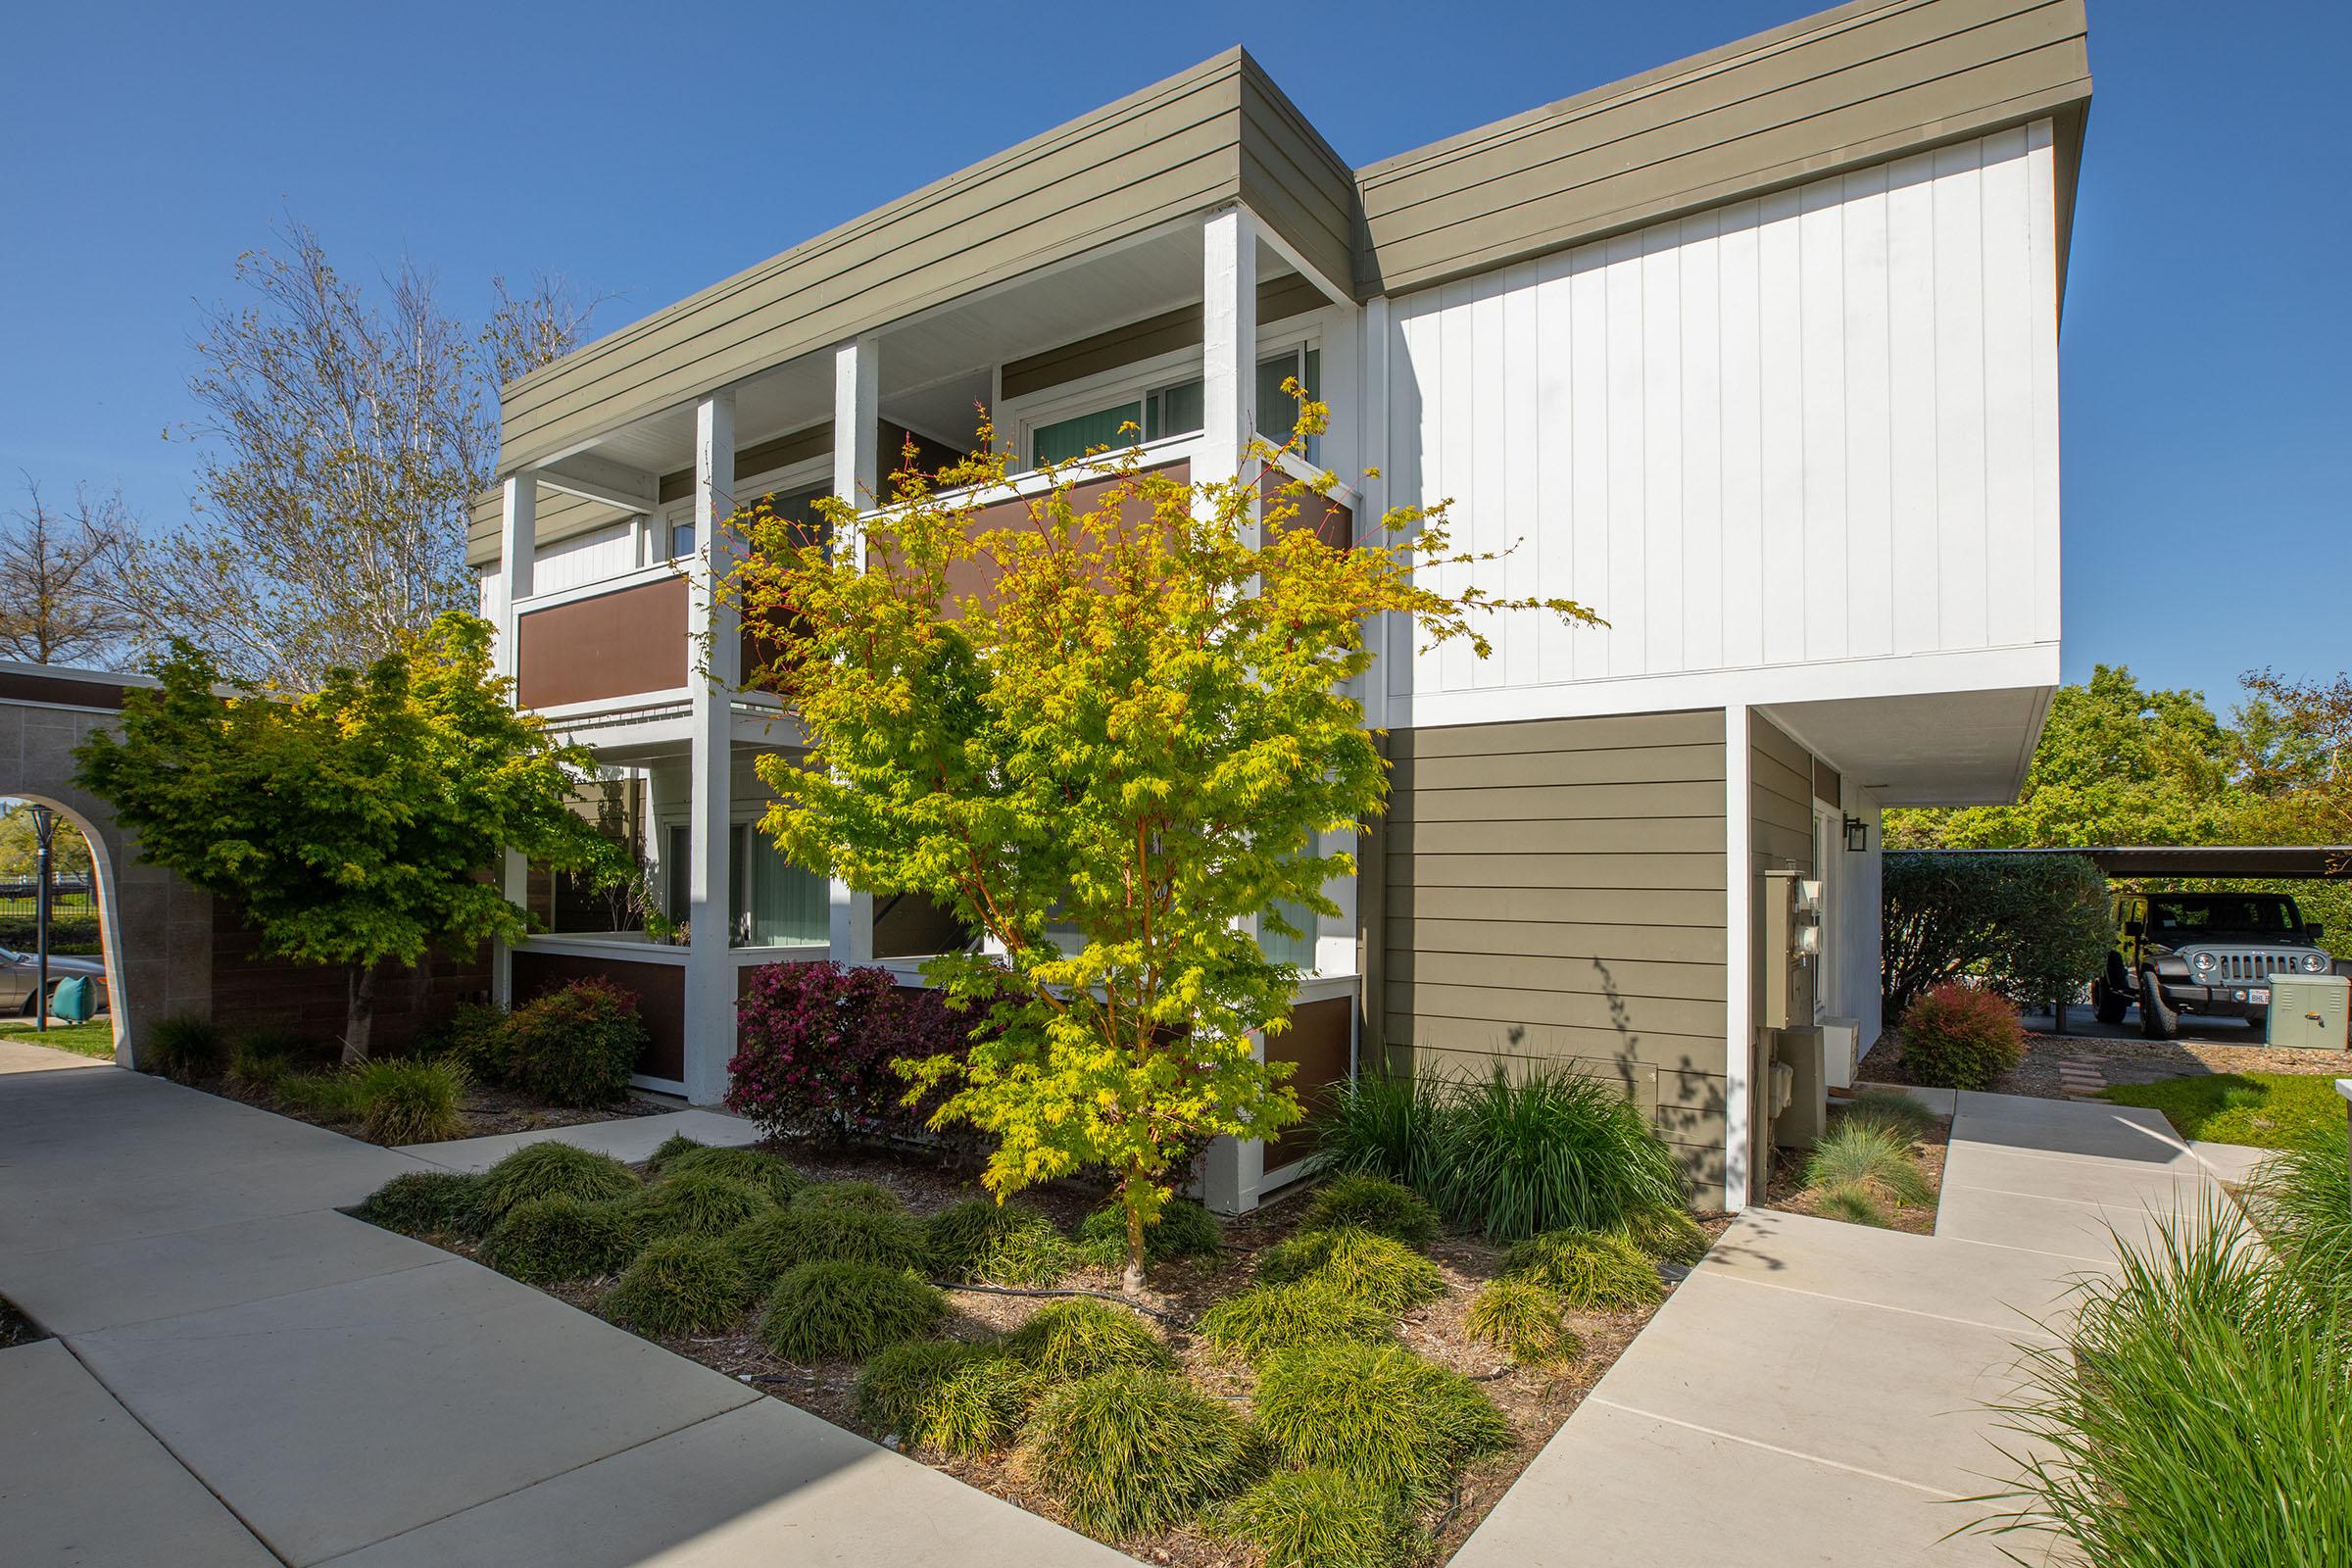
(0, 947), (108, 1017)
(2093, 892), (2334, 1039)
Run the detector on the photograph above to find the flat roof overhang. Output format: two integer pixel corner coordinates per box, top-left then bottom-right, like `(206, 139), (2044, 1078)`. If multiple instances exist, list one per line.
(1916, 847), (2352, 880)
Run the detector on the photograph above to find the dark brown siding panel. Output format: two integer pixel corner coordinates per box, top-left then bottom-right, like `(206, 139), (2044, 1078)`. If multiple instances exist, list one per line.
(1264, 996), (1351, 1172)
(210, 903), (488, 1054)
(511, 950), (686, 1082)
(515, 577), (690, 709)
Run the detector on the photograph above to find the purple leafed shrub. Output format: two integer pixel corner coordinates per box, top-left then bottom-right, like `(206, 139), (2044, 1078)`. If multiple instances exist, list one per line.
(725, 961), (975, 1143)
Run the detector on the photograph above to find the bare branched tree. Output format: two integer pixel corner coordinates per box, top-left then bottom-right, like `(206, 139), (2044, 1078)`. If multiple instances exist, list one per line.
(0, 478), (141, 667)
(132, 220), (596, 688)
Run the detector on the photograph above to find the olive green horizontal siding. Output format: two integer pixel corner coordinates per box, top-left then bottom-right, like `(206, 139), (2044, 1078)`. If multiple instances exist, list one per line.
(997, 274), (1325, 404)
(1237, 66), (1358, 293)
(1751, 714), (1817, 873)
(1355, 0), (2089, 296)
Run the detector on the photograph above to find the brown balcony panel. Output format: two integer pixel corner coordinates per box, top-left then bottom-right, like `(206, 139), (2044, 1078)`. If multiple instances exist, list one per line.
(1262, 994), (1352, 1172)
(1262, 467), (1351, 551)
(516, 577), (690, 709)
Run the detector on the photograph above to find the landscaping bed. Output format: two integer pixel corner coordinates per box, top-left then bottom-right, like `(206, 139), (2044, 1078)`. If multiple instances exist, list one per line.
(1860, 1027), (2348, 1111)
(1762, 1090), (1950, 1235)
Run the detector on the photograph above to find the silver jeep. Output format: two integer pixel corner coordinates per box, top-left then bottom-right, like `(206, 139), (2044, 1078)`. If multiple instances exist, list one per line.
(2093, 892), (2334, 1038)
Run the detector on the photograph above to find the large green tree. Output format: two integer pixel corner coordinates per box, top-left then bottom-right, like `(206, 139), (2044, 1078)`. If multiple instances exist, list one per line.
(727, 401), (1592, 1289)
(75, 612), (618, 1061)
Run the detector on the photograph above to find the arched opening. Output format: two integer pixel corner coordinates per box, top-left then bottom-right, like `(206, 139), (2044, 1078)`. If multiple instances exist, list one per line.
(0, 794), (126, 1062)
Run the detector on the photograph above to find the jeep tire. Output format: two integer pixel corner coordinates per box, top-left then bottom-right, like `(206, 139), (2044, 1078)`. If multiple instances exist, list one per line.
(2137, 968), (2179, 1041)
(2092, 979), (2131, 1027)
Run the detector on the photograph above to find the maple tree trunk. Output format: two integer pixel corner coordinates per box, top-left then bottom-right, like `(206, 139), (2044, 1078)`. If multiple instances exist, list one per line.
(342, 963), (377, 1066)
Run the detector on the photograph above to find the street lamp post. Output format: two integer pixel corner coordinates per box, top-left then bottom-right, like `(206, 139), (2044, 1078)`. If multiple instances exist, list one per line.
(27, 804), (54, 1033)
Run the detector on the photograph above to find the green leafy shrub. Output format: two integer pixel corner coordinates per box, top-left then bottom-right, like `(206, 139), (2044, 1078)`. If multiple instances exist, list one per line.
(505, 977), (646, 1107)
(1298, 1173), (1440, 1248)
(1075, 1197), (1221, 1264)
(729, 1201), (929, 1285)
(1198, 1277), (1394, 1361)
(857, 1340), (1038, 1457)
(481, 1195), (641, 1284)
(1017, 1367), (1257, 1539)
(480, 1142), (640, 1223)
(1502, 1229), (1662, 1311)
(1897, 983), (2025, 1091)
(797, 1180), (906, 1213)
(926, 1199), (1069, 1283)
(1002, 1299), (1172, 1379)
(1255, 1227), (1445, 1312)
(658, 1145), (807, 1204)
(1801, 1120), (1933, 1211)
(605, 1235), (755, 1337)
(1252, 1341), (1511, 1499)
(1883, 850), (2108, 1019)
(1464, 1275), (1579, 1367)
(1216, 1466), (1419, 1568)
(1313, 1071), (1457, 1197)
(757, 1261), (947, 1361)
(355, 1170), (489, 1239)
(141, 1012), (224, 1084)
(1610, 1203), (1709, 1266)
(418, 1000), (513, 1086)
(630, 1172), (777, 1240)
(349, 1056), (468, 1145)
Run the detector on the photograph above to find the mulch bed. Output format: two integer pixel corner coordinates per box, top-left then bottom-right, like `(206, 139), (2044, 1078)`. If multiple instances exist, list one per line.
(1858, 1030), (2349, 1104)
(1760, 1096), (1952, 1236)
(195, 1072), (662, 1142)
(429, 1136), (1729, 1568)
(0, 1296), (47, 1348)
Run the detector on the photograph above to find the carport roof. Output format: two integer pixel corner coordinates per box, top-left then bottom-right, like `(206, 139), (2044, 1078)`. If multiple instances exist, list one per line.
(1921, 846), (2352, 880)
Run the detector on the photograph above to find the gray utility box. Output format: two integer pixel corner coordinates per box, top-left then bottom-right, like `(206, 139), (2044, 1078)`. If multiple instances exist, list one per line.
(1772, 1027), (1829, 1150)
(2266, 974), (2350, 1051)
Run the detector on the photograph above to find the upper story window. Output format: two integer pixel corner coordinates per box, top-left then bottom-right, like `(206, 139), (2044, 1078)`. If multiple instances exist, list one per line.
(1026, 346), (1322, 470)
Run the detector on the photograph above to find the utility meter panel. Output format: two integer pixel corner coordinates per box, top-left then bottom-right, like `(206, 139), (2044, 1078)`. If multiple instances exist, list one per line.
(1760, 869), (1821, 1031)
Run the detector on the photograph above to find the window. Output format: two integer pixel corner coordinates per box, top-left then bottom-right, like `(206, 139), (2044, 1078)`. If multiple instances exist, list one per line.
(1256, 345), (1321, 456)
(1257, 899), (1317, 972)
(661, 822), (829, 947)
(1027, 347), (1318, 469)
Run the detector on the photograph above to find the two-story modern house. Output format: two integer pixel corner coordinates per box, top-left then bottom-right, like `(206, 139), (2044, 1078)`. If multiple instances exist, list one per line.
(477, 0), (2089, 1214)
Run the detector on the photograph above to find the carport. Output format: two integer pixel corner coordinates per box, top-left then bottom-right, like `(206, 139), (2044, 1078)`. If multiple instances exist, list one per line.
(1927, 845), (2352, 878)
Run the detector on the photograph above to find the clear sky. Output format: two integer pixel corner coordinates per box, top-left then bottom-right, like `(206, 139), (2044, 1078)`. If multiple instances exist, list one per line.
(4, 1), (2344, 714)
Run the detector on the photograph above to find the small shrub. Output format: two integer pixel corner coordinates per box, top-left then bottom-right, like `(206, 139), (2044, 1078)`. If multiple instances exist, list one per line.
(1075, 1197), (1222, 1264)
(605, 1235), (755, 1336)
(1253, 1341), (1511, 1499)
(647, 1133), (703, 1172)
(418, 1001), (514, 1086)
(480, 1141), (640, 1223)
(1899, 983), (2025, 1092)
(1018, 1367), (1257, 1539)
(1464, 1276), (1580, 1367)
(349, 1056), (468, 1145)
(659, 1144), (807, 1204)
(1198, 1277), (1394, 1361)
(1255, 1227), (1445, 1313)
(1216, 1466), (1419, 1568)
(729, 1202), (929, 1285)
(506, 978), (646, 1107)
(1502, 1229), (1663, 1311)
(726, 960), (977, 1143)
(797, 1179), (905, 1213)
(1802, 1120), (1933, 1210)
(355, 1170), (489, 1239)
(927, 1199), (1061, 1281)
(1298, 1173), (1440, 1248)
(1610, 1202), (1709, 1266)
(757, 1261), (947, 1361)
(481, 1195), (641, 1284)
(631, 1172), (778, 1240)
(142, 1013), (224, 1084)
(858, 1340), (1038, 1457)
(1003, 1298), (1172, 1379)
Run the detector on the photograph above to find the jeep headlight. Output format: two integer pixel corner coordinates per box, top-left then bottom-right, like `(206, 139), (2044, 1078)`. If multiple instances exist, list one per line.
(2305, 952), (2329, 973)
(2189, 951), (2216, 975)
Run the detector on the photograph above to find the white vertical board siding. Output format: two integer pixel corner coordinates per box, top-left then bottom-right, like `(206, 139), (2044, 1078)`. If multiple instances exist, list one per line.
(1386, 123), (2061, 727)
(528, 521), (640, 596)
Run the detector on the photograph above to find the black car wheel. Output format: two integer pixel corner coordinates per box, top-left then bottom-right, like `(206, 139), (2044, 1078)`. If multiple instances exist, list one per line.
(2092, 979), (2130, 1027)
(2137, 969), (2179, 1040)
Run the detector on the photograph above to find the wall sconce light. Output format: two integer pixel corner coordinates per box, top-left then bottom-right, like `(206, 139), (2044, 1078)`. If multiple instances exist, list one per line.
(1842, 815), (1869, 853)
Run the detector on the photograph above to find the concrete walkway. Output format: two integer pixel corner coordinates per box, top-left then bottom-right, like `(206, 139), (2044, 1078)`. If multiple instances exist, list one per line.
(0, 1043), (1125, 1568)
(1453, 1089), (2238, 1568)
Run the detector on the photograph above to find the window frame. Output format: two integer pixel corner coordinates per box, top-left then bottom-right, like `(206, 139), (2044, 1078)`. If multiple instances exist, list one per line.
(1002, 323), (1325, 475)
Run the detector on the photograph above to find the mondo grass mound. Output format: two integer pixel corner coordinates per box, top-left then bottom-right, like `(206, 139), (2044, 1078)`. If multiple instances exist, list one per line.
(355, 1170), (488, 1240)
(479, 1142), (640, 1224)
(482, 1195), (642, 1285)
(1017, 1367), (1258, 1540)
(1254, 1226), (1446, 1312)
(728, 1200), (929, 1284)
(1252, 1341), (1512, 1499)
(925, 1199), (1076, 1285)
(656, 1144), (808, 1204)
(605, 1235), (756, 1337)
(857, 1340), (1040, 1458)
(1001, 1299), (1172, 1380)
(1463, 1275), (1580, 1367)
(797, 1179), (904, 1212)
(1216, 1465), (1421, 1568)
(758, 1261), (948, 1361)
(1298, 1174), (1441, 1249)
(1610, 1202), (1710, 1266)
(1199, 1277), (1396, 1361)
(1502, 1228), (1665, 1311)
(1076, 1197), (1223, 1264)
(629, 1171), (778, 1240)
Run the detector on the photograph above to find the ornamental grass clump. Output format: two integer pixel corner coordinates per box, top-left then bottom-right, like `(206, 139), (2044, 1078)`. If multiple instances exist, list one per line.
(2247, 1133), (2352, 1314)
(1463, 1275), (1580, 1367)
(798, 1180), (905, 1213)
(1298, 1172), (1440, 1248)
(1254, 1227), (1445, 1313)
(605, 1234), (755, 1337)
(658, 1145), (807, 1204)
(1017, 1367), (1258, 1540)
(1198, 1277), (1395, 1362)
(481, 1195), (640, 1285)
(728, 1201), (929, 1286)
(141, 1012), (225, 1084)
(1002, 1298), (1172, 1380)
(1216, 1466), (1420, 1568)
(350, 1056), (469, 1146)
(1503, 1229), (1663, 1311)
(1438, 1067), (1684, 1242)
(1838, 1089), (1939, 1143)
(646, 1133), (703, 1172)
(355, 1170), (488, 1240)
(1075, 1197), (1222, 1265)
(926, 1199), (1064, 1282)
(1898, 983), (2024, 1092)
(1252, 1341), (1511, 1500)
(758, 1261), (947, 1361)
(629, 1172), (777, 1241)
(1312, 1072), (1456, 1198)
(857, 1340), (1039, 1458)
(1609, 1202), (1709, 1266)
(480, 1142), (639, 1224)
(1801, 1119), (1934, 1218)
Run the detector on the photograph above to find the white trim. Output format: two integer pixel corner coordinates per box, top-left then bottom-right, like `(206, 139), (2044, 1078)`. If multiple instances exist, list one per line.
(1249, 203), (1354, 313)
(1723, 703), (1753, 1212)
(516, 934), (689, 964)
(514, 560), (684, 614)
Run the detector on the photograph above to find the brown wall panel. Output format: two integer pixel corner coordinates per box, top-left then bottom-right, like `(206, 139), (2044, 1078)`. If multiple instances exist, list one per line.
(515, 576), (690, 710)
(510, 949), (686, 1082)
(1264, 995), (1352, 1172)
(210, 903), (489, 1054)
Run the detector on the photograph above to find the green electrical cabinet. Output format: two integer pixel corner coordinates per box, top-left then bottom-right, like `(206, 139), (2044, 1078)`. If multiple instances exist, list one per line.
(2266, 974), (2350, 1051)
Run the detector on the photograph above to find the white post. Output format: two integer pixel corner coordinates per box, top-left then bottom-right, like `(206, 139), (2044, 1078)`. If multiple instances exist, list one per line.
(493, 473), (537, 1006)
(1724, 704), (1754, 1211)
(684, 392), (737, 1103)
(829, 338), (877, 965)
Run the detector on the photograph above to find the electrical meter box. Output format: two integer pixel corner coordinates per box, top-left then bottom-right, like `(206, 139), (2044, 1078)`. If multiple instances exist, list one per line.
(2267, 974), (2350, 1051)
(1773, 1026), (1829, 1149)
(1759, 869), (1820, 1030)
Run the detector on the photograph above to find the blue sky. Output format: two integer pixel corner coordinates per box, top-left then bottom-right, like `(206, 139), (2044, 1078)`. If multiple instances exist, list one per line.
(4, 1), (2344, 714)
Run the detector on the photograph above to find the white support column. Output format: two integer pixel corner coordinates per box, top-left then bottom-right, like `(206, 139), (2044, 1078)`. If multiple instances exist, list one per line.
(829, 338), (877, 965)
(1724, 704), (1754, 1211)
(683, 392), (737, 1103)
(493, 473), (538, 1006)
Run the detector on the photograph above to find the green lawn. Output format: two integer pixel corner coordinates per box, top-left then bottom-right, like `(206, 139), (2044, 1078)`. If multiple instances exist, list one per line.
(2100, 1071), (2347, 1150)
(0, 1019), (116, 1060)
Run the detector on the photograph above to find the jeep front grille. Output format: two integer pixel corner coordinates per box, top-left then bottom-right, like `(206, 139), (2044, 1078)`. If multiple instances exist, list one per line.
(2216, 953), (2301, 982)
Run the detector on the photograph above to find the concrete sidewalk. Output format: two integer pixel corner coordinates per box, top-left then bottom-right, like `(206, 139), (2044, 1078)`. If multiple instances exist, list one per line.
(1452, 1090), (2230, 1568)
(0, 1044), (1126, 1568)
